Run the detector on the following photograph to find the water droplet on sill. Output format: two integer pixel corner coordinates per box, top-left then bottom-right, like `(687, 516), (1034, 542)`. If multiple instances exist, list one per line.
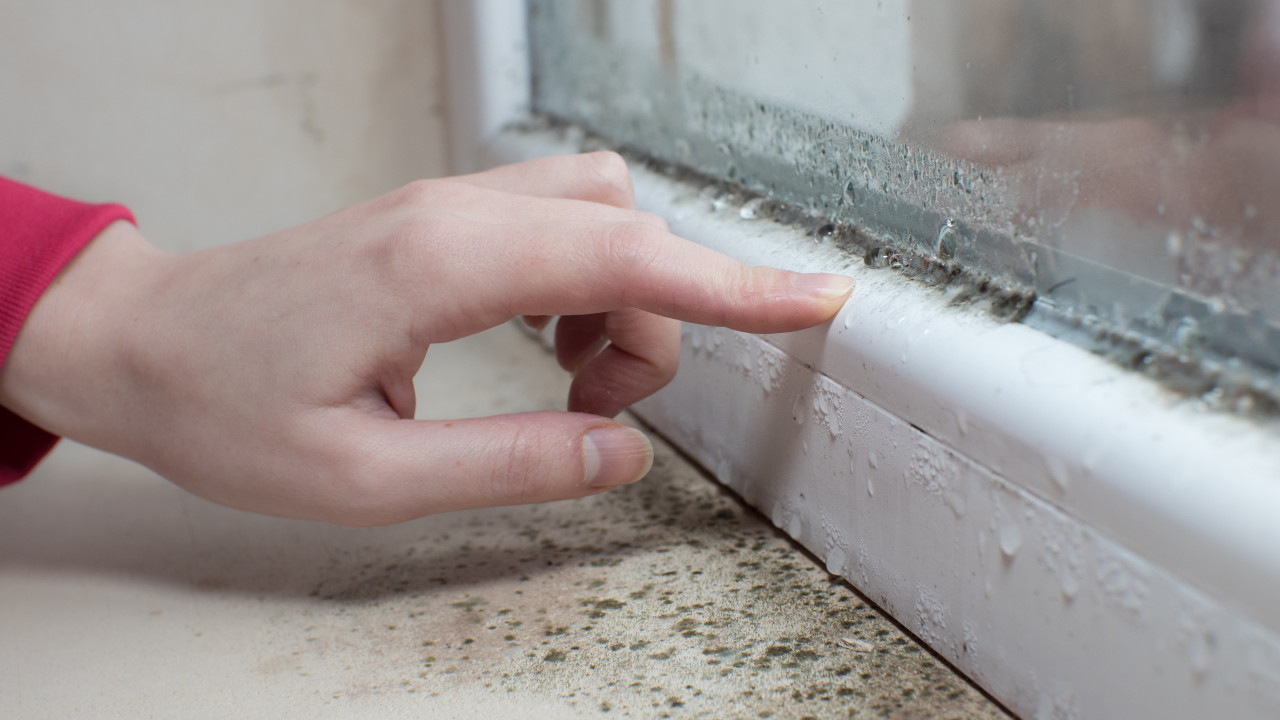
(1188, 630), (1214, 679)
(739, 197), (765, 220)
(787, 514), (803, 539)
(936, 219), (958, 259)
(842, 180), (858, 206)
(867, 449), (879, 469)
(1047, 457), (1071, 493)
(1061, 569), (1080, 601)
(1175, 317), (1202, 356)
(825, 547), (847, 575)
(865, 246), (903, 269)
(998, 517), (1022, 559)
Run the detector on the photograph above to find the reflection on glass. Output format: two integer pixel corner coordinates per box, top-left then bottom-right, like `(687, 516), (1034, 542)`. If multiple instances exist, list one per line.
(529, 0), (1280, 400)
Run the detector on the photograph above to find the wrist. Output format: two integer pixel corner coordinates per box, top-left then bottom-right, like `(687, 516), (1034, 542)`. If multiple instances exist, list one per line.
(0, 221), (170, 449)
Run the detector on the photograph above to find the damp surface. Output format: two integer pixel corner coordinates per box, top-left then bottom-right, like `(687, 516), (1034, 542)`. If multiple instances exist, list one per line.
(0, 324), (1007, 719)
(297, 441), (1007, 719)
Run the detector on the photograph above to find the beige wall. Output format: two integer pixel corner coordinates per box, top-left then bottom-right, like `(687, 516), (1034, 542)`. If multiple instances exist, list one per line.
(0, 1), (450, 252)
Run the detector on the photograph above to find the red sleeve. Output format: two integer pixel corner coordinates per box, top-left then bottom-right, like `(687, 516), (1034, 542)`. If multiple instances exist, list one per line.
(0, 176), (135, 487)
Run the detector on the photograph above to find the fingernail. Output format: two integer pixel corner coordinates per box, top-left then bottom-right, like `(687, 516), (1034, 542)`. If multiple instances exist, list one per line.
(793, 273), (855, 301)
(582, 426), (654, 489)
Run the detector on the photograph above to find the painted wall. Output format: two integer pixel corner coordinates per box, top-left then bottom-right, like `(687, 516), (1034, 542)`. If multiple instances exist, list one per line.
(0, 1), (450, 252)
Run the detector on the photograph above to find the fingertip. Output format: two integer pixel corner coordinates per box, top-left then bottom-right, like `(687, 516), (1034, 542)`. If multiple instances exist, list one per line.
(791, 272), (855, 303)
(582, 424), (654, 489)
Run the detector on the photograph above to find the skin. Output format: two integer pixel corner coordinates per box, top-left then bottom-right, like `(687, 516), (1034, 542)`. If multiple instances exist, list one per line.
(0, 152), (853, 526)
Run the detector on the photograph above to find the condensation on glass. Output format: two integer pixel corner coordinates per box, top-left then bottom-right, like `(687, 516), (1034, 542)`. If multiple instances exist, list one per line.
(528, 0), (1280, 411)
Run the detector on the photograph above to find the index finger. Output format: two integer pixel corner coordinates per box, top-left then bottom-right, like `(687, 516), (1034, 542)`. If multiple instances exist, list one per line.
(426, 218), (854, 337)
(454, 152), (638, 210)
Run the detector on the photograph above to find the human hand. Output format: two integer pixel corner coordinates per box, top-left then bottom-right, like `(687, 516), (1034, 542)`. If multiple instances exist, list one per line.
(0, 153), (853, 525)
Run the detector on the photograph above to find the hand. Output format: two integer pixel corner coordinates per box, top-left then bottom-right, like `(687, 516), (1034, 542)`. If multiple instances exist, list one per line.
(0, 153), (853, 525)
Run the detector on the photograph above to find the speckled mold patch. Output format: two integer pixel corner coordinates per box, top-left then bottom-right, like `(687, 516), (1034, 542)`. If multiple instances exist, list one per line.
(296, 439), (1008, 719)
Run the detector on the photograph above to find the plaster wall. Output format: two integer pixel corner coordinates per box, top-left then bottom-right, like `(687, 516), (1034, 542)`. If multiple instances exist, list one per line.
(0, 0), (450, 252)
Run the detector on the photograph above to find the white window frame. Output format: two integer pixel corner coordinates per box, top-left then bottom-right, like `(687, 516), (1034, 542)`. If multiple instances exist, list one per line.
(443, 3), (1280, 718)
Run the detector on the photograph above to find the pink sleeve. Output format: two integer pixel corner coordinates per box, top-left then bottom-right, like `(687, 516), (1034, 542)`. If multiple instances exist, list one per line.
(0, 176), (135, 487)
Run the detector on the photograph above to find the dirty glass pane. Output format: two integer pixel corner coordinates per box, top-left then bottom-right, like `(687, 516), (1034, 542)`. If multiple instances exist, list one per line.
(528, 0), (1280, 411)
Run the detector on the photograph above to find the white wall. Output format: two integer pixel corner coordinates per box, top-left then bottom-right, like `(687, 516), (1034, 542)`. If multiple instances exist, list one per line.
(0, 1), (450, 252)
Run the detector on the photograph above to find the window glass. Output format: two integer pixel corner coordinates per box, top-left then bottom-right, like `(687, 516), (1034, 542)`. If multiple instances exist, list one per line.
(528, 0), (1280, 412)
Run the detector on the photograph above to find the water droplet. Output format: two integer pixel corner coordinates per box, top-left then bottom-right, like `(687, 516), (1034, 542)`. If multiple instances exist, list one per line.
(787, 514), (803, 539)
(867, 449), (880, 469)
(1175, 317), (1202, 356)
(866, 477), (875, 497)
(814, 223), (837, 244)
(1166, 233), (1183, 256)
(843, 312), (855, 329)
(1047, 457), (1071, 493)
(802, 440), (810, 454)
(998, 517), (1022, 559)
(770, 504), (785, 528)
(792, 395), (807, 425)
(739, 198), (765, 220)
(842, 180), (858, 206)
(1188, 630), (1214, 678)
(825, 547), (847, 575)
(1061, 568), (1080, 601)
(865, 246), (903, 269)
(673, 138), (692, 163)
(955, 410), (970, 436)
(716, 458), (732, 485)
(936, 220), (958, 259)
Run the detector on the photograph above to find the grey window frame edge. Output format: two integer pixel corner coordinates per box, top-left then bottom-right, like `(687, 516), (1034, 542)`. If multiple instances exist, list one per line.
(445, 3), (1280, 718)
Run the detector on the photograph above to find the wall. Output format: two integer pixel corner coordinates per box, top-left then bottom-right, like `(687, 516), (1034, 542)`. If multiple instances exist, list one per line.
(0, 0), (450, 253)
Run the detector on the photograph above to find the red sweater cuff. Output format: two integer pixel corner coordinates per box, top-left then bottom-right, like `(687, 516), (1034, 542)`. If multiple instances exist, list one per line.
(0, 176), (135, 486)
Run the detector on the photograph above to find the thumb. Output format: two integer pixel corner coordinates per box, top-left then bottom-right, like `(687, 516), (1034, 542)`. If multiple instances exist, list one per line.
(331, 412), (654, 526)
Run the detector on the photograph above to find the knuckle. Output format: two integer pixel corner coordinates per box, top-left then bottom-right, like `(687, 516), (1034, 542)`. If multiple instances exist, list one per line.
(318, 454), (397, 527)
(388, 178), (438, 208)
(387, 178), (473, 212)
(636, 209), (670, 233)
(603, 221), (665, 269)
(582, 151), (635, 206)
(312, 430), (413, 527)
